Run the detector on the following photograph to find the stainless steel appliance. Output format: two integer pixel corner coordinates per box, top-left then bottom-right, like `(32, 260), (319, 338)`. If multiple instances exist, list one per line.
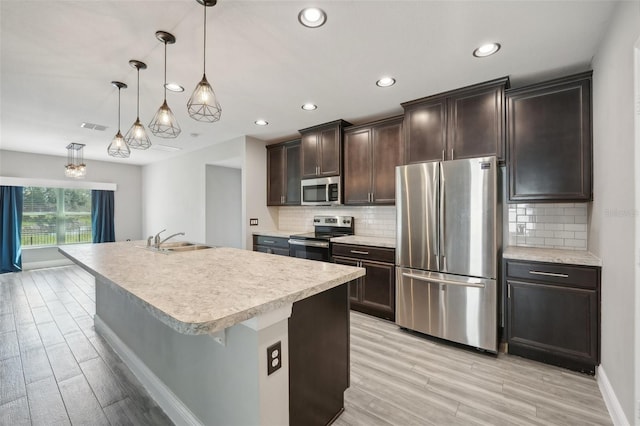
(301, 176), (341, 206)
(395, 156), (500, 352)
(288, 215), (354, 262)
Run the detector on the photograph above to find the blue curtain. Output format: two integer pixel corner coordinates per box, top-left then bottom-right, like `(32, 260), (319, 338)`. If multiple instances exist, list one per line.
(91, 190), (115, 243)
(0, 186), (23, 274)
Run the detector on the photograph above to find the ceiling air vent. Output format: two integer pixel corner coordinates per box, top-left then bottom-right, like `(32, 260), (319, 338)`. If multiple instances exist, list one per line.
(80, 122), (107, 131)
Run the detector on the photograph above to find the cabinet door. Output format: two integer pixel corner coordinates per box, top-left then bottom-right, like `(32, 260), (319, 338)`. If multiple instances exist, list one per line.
(360, 260), (395, 320)
(507, 74), (592, 202)
(266, 146), (284, 206)
(448, 84), (505, 161)
(301, 132), (319, 178)
(319, 126), (340, 176)
(403, 97), (446, 164)
(333, 256), (361, 304)
(507, 280), (598, 371)
(344, 128), (372, 205)
(284, 142), (301, 205)
(372, 120), (403, 204)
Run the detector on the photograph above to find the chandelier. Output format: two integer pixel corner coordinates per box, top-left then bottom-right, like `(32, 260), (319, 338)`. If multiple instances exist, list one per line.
(65, 143), (87, 178)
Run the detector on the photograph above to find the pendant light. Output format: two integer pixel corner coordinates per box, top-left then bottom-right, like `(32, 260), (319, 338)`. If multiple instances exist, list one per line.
(187, 0), (222, 123)
(107, 81), (131, 158)
(65, 143), (86, 178)
(149, 31), (181, 138)
(124, 60), (152, 149)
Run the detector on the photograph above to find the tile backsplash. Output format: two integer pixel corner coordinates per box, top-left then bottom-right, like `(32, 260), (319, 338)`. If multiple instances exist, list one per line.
(279, 206), (396, 238)
(507, 203), (588, 250)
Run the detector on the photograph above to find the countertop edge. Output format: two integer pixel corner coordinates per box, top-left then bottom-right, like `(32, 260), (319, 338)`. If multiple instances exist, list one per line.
(502, 246), (602, 267)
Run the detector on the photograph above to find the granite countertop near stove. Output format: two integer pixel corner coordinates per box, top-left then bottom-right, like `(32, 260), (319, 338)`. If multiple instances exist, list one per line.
(503, 246), (602, 267)
(59, 241), (364, 335)
(330, 235), (396, 249)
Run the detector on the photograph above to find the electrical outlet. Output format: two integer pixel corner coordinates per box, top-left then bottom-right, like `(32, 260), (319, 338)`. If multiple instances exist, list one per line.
(266, 341), (281, 375)
(516, 223), (526, 235)
(250, 218), (259, 226)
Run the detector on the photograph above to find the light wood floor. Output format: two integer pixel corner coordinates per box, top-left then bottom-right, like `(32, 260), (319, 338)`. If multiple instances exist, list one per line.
(1, 266), (612, 425)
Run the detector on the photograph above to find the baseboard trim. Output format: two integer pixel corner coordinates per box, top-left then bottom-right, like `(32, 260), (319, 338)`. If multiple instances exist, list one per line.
(23, 259), (73, 270)
(94, 315), (203, 426)
(597, 365), (630, 426)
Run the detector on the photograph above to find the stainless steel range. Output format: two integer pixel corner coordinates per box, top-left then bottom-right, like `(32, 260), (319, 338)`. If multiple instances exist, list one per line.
(288, 216), (354, 262)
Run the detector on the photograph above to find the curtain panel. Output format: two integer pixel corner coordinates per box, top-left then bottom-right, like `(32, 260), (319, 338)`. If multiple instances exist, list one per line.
(91, 190), (115, 243)
(0, 186), (23, 273)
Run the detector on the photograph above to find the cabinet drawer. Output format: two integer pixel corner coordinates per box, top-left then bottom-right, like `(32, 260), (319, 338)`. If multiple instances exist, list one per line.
(332, 243), (394, 263)
(505, 260), (599, 290)
(253, 235), (289, 250)
(254, 246), (290, 257)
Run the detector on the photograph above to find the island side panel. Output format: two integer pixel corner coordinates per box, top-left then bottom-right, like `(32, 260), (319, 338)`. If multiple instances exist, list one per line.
(95, 276), (277, 426)
(288, 283), (350, 426)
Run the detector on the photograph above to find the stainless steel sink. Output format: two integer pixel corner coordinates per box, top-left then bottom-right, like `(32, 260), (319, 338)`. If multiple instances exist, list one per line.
(165, 244), (212, 252)
(142, 241), (213, 253)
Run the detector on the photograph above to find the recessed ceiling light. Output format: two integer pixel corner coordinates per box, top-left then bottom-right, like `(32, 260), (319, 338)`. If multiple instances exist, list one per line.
(301, 103), (317, 111)
(473, 43), (501, 58)
(298, 7), (327, 28)
(255, 119), (269, 126)
(376, 77), (396, 87)
(165, 82), (184, 92)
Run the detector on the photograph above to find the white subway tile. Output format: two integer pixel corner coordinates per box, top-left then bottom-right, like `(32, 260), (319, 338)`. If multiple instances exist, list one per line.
(554, 231), (575, 239)
(574, 216), (588, 224)
(564, 239), (587, 249)
(564, 224), (587, 232)
(544, 223), (564, 231)
(535, 230), (555, 238)
(574, 231), (587, 239)
(517, 215), (531, 223)
(544, 238), (565, 246)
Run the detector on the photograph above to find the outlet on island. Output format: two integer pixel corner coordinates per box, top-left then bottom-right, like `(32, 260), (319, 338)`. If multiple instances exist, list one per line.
(266, 341), (281, 375)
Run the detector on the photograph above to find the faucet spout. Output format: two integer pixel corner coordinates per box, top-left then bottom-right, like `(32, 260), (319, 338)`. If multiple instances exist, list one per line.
(158, 232), (186, 248)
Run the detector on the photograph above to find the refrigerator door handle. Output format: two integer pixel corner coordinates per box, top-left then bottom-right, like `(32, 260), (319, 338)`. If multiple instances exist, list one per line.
(438, 162), (446, 272)
(401, 272), (486, 289)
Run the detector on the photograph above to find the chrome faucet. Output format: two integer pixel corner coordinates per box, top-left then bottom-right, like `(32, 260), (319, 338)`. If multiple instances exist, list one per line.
(156, 231), (185, 249)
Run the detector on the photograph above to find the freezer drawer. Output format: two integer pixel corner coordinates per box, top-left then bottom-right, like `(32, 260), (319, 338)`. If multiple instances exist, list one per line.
(396, 267), (497, 352)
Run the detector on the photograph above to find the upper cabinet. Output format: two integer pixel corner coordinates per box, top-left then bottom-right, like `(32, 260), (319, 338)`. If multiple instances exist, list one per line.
(507, 72), (592, 203)
(267, 139), (301, 206)
(300, 120), (351, 179)
(402, 77), (509, 164)
(344, 116), (403, 205)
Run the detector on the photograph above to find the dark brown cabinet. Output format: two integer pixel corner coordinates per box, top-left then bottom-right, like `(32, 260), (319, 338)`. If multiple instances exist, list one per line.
(402, 77), (509, 164)
(267, 140), (301, 206)
(300, 120), (351, 178)
(506, 72), (592, 202)
(505, 259), (600, 375)
(344, 116), (403, 205)
(333, 243), (395, 321)
(252, 235), (289, 256)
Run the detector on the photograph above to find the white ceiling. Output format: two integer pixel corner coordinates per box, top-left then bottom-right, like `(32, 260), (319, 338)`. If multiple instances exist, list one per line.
(0, 0), (618, 166)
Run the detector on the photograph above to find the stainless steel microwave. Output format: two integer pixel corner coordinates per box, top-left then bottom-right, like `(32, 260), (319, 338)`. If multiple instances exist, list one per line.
(301, 176), (341, 206)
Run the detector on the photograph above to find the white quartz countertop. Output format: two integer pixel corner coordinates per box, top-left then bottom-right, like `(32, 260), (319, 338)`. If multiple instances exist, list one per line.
(503, 246), (602, 267)
(252, 230), (303, 238)
(330, 235), (396, 249)
(59, 241), (364, 335)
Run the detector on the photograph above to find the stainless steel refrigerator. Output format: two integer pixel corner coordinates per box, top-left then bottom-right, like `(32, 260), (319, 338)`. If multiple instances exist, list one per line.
(395, 156), (500, 353)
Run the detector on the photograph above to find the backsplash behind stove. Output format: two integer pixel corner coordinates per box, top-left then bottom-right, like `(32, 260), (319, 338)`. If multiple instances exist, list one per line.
(278, 206), (396, 238)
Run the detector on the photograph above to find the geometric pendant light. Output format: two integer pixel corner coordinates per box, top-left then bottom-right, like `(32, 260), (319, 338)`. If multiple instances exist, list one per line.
(124, 60), (152, 149)
(107, 81), (131, 158)
(187, 0), (222, 123)
(149, 31), (181, 138)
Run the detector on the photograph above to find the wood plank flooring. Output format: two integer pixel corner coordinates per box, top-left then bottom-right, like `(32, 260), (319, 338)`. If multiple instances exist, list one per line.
(0, 266), (612, 425)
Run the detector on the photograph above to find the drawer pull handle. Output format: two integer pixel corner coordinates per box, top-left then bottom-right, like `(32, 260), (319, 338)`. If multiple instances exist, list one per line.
(402, 273), (485, 288)
(529, 270), (569, 278)
(350, 250), (369, 255)
(263, 240), (275, 244)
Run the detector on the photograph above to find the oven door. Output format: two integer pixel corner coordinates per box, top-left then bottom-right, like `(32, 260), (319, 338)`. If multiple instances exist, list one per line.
(288, 239), (331, 262)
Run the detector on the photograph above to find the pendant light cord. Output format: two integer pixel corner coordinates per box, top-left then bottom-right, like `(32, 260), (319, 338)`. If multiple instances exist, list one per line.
(136, 68), (140, 118)
(117, 88), (121, 131)
(203, 4), (207, 73)
(163, 41), (168, 101)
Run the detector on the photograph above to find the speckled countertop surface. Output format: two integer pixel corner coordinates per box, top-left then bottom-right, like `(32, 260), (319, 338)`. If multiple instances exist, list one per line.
(330, 235), (396, 249)
(503, 246), (602, 267)
(252, 230), (303, 238)
(59, 241), (364, 335)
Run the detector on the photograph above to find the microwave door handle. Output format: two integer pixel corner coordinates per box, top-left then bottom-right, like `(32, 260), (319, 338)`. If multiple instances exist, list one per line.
(326, 184), (330, 203)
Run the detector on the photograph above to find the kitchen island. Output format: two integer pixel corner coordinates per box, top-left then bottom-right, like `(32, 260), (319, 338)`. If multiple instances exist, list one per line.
(59, 241), (364, 426)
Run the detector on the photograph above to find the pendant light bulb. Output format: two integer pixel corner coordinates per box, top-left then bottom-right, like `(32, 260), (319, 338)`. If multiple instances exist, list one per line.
(107, 81), (131, 159)
(149, 31), (181, 138)
(125, 60), (152, 149)
(187, 0), (222, 123)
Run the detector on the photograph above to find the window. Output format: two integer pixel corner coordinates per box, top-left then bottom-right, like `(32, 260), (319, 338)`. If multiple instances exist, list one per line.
(22, 187), (92, 247)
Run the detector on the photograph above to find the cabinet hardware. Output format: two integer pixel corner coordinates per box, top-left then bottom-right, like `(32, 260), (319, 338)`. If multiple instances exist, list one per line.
(442, 150), (445, 161)
(350, 250), (369, 255)
(371, 193), (374, 203)
(508, 285), (511, 298)
(401, 272), (485, 288)
(451, 148), (454, 159)
(529, 270), (569, 278)
(263, 240), (275, 244)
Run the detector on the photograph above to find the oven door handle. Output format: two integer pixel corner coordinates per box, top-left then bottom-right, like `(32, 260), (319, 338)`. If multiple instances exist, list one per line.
(288, 239), (330, 248)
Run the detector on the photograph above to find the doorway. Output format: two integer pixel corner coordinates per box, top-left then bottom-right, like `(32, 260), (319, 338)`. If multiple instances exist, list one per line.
(205, 165), (242, 248)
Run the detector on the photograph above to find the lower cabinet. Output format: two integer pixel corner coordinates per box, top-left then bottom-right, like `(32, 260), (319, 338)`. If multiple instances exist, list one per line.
(333, 243), (395, 321)
(252, 235), (289, 256)
(505, 259), (600, 375)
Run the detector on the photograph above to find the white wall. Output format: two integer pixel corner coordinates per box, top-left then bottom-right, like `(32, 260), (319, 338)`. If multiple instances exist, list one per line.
(0, 149), (143, 267)
(142, 136), (277, 249)
(589, 1), (640, 423)
(206, 165), (242, 248)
